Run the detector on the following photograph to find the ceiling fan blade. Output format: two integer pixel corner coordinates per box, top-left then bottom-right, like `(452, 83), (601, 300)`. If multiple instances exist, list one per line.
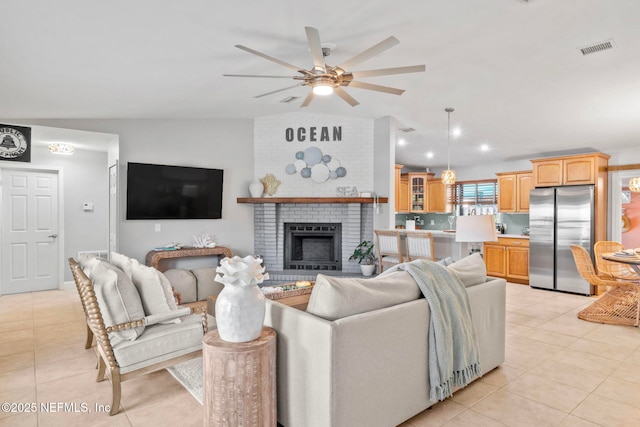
(235, 44), (309, 74)
(253, 84), (302, 98)
(300, 91), (315, 107)
(334, 87), (360, 107)
(337, 36), (399, 71)
(351, 65), (426, 79)
(305, 27), (325, 71)
(223, 74), (296, 78)
(347, 81), (405, 95)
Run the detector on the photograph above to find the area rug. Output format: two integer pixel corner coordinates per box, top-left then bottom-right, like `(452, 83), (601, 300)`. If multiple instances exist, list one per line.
(167, 357), (204, 405)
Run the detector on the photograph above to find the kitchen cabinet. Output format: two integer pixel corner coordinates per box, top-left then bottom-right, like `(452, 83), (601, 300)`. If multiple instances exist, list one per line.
(408, 173), (428, 213)
(426, 180), (447, 213)
(496, 171), (532, 213)
(531, 152), (609, 243)
(399, 174), (409, 212)
(394, 164), (410, 212)
(407, 172), (446, 213)
(531, 153), (609, 187)
(483, 237), (529, 284)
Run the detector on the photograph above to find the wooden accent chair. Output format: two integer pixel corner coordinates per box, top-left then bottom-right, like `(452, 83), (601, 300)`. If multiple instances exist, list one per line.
(404, 231), (435, 262)
(69, 258), (208, 415)
(570, 245), (639, 327)
(593, 241), (640, 283)
(374, 230), (404, 272)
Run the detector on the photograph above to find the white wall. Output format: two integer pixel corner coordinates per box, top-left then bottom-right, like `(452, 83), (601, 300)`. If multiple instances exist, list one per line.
(0, 143), (109, 282)
(7, 119), (256, 269)
(254, 112), (374, 197)
(373, 116), (396, 232)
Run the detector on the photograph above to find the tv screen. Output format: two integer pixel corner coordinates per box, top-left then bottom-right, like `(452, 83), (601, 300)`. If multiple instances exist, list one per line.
(126, 162), (224, 220)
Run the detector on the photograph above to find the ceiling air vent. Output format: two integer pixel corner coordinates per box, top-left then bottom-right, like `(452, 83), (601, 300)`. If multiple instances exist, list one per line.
(280, 96), (300, 103)
(579, 40), (614, 56)
(398, 127), (415, 133)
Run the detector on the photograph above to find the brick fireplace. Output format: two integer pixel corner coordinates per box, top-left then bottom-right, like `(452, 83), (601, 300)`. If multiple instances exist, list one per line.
(249, 199), (375, 284)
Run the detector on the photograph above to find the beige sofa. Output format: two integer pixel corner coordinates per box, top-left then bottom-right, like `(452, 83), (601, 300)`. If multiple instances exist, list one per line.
(163, 267), (222, 304)
(264, 258), (506, 427)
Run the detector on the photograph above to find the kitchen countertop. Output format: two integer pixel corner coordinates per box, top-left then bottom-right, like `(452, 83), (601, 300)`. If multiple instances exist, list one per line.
(395, 229), (530, 239)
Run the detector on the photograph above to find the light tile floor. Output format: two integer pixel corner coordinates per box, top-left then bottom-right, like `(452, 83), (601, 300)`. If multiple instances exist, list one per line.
(1, 283), (640, 426)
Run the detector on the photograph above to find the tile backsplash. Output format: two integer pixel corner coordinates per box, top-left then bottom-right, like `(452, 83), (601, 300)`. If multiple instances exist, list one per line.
(395, 212), (530, 235)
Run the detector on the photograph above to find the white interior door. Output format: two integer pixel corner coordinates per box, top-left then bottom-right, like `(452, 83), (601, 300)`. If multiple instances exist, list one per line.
(1, 169), (59, 294)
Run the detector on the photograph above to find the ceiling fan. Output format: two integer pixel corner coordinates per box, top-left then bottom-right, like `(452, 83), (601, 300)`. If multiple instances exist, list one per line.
(223, 27), (426, 107)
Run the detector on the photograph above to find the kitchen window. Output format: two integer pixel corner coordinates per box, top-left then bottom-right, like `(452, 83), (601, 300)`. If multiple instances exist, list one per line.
(451, 179), (498, 216)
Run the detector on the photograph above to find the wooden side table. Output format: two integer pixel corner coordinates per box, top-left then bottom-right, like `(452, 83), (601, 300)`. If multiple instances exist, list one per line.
(203, 327), (277, 427)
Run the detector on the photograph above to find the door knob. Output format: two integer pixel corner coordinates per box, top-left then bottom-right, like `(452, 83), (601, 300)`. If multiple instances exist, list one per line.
(48, 234), (58, 238)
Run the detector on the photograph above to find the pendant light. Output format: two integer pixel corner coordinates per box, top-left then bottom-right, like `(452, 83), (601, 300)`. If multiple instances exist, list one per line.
(630, 177), (640, 192)
(441, 107), (456, 185)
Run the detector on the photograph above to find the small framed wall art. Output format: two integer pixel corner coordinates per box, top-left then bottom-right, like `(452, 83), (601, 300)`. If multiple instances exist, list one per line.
(0, 124), (31, 163)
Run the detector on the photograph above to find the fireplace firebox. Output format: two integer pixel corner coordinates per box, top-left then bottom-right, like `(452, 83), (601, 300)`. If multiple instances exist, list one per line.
(284, 223), (342, 271)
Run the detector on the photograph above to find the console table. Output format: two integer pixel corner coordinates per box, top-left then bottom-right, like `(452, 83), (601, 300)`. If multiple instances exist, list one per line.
(145, 246), (232, 272)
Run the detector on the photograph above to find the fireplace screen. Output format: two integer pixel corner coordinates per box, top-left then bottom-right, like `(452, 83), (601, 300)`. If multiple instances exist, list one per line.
(284, 223), (342, 270)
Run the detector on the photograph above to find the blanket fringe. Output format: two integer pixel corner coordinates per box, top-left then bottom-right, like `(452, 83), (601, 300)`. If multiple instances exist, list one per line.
(431, 363), (482, 402)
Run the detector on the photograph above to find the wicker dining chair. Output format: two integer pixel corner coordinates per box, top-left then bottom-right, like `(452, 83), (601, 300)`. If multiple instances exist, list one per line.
(593, 241), (640, 283)
(570, 245), (640, 327)
(375, 229), (404, 272)
(404, 231), (435, 262)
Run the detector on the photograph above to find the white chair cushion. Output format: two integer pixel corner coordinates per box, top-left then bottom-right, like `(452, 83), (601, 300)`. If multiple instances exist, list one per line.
(89, 261), (146, 344)
(381, 256), (402, 264)
(446, 253), (487, 287)
(113, 313), (204, 373)
(130, 259), (178, 319)
(306, 271), (421, 321)
(110, 251), (134, 279)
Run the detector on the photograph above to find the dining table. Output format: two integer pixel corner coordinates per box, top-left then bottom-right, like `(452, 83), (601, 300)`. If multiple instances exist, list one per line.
(601, 251), (640, 276)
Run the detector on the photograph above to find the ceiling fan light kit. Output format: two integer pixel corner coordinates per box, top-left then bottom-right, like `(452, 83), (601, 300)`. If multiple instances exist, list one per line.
(224, 27), (425, 107)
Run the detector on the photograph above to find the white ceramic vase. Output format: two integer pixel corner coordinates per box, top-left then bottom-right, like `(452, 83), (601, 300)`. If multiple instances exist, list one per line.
(214, 255), (269, 343)
(249, 181), (264, 198)
(215, 284), (266, 342)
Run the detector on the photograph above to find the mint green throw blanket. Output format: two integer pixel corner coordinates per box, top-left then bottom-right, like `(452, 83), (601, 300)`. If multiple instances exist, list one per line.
(383, 259), (481, 401)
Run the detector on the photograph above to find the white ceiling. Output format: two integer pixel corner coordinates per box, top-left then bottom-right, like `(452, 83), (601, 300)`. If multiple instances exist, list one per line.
(2, 0), (639, 168)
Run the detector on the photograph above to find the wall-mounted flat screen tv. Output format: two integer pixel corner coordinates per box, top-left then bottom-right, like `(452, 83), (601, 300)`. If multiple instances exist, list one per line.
(126, 162), (224, 220)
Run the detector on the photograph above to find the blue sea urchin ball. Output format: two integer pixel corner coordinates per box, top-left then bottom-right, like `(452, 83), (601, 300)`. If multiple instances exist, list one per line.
(304, 147), (323, 166)
(322, 154), (332, 163)
(295, 151), (304, 160)
(336, 167), (347, 177)
(285, 164), (297, 175)
(301, 167), (312, 178)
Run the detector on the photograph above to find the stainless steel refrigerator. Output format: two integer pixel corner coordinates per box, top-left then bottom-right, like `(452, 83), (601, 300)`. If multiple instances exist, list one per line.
(529, 185), (595, 295)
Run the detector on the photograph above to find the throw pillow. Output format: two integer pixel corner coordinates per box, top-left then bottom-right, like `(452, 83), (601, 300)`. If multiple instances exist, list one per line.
(89, 261), (146, 344)
(446, 253), (487, 287)
(110, 251), (134, 280)
(77, 255), (101, 276)
(130, 259), (174, 317)
(437, 257), (454, 267)
(306, 271), (421, 321)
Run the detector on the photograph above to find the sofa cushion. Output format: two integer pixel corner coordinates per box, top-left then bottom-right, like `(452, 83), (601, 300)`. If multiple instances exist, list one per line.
(191, 267), (224, 301)
(446, 253), (487, 287)
(164, 269), (198, 303)
(89, 261), (146, 344)
(306, 271), (421, 321)
(130, 259), (176, 318)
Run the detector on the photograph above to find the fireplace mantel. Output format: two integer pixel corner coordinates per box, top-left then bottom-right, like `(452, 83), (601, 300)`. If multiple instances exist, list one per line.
(237, 197), (388, 204)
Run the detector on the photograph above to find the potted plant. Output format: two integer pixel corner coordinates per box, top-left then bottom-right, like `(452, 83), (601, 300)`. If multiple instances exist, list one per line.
(349, 240), (376, 276)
